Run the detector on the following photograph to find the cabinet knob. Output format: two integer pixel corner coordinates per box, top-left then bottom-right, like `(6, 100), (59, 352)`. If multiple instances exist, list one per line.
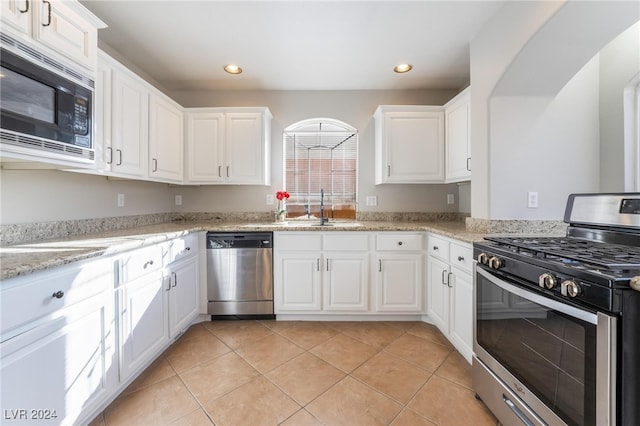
(144, 260), (154, 268)
(397, 241), (403, 246)
(433, 246), (439, 251)
(52, 290), (64, 299)
(457, 256), (464, 261)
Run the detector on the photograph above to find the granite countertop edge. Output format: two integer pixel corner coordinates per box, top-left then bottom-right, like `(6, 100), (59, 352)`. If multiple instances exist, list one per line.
(0, 220), (486, 281)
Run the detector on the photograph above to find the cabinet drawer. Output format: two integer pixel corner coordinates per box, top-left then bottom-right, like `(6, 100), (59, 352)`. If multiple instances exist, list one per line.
(324, 233), (369, 251)
(428, 235), (450, 261)
(1, 258), (114, 339)
(168, 233), (199, 263)
(119, 244), (164, 284)
(450, 243), (473, 273)
(376, 233), (423, 251)
(276, 233), (322, 251)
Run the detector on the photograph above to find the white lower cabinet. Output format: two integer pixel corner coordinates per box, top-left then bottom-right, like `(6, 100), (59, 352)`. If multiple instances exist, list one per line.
(275, 232), (370, 314)
(0, 258), (117, 426)
(427, 234), (473, 362)
(0, 232), (202, 425)
(117, 234), (200, 382)
(275, 232), (427, 315)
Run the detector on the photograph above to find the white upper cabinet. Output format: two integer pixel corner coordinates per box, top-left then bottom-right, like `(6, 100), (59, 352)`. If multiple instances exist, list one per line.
(95, 51), (184, 183)
(375, 106), (445, 184)
(149, 93), (183, 183)
(445, 88), (471, 182)
(185, 112), (225, 183)
(0, 0), (105, 72)
(184, 107), (272, 185)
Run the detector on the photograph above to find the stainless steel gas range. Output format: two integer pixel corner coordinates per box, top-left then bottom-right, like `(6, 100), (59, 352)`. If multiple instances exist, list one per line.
(472, 193), (640, 426)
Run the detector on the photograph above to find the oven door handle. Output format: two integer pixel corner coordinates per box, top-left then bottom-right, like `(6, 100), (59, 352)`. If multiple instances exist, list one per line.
(476, 267), (598, 325)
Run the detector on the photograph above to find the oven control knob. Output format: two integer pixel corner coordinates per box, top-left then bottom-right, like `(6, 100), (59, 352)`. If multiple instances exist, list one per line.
(561, 280), (582, 298)
(539, 273), (558, 289)
(488, 256), (504, 270)
(477, 253), (490, 265)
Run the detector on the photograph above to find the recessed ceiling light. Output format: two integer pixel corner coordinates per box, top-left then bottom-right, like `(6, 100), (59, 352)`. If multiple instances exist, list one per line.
(224, 64), (242, 74)
(394, 64), (413, 73)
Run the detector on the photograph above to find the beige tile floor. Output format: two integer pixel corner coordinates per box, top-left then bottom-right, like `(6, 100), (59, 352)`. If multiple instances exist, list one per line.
(90, 320), (498, 426)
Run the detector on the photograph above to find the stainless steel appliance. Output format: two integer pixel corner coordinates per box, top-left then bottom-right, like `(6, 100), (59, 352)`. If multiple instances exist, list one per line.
(0, 44), (94, 163)
(206, 232), (274, 319)
(473, 193), (640, 426)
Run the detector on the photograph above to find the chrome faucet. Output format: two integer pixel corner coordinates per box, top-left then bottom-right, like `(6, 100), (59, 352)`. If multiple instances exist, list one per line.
(320, 189), (328, 225)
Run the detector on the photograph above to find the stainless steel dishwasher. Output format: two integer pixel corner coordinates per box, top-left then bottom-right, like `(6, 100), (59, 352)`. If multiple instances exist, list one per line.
(206, 232), (274, 319)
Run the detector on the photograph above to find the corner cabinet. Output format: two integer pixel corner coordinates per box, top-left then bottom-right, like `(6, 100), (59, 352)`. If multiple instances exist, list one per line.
(426, 234), (473, 362)
(185, 107), (272, 185)
(374, 106), (445, 184)
(444, 88), (471, 182)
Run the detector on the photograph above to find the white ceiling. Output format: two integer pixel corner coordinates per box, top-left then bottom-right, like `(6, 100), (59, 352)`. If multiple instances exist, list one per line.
(79, 0), (508, 92)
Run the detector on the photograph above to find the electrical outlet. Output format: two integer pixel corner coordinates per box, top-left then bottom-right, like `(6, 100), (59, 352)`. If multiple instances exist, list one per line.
(175, 195), (182, 206)
(117, 193), (125, 207)
(527, 191), (538, 208)
(366, 196), (377, 206)
(447, 194), (455, 204)
(266, 194), (274, 205)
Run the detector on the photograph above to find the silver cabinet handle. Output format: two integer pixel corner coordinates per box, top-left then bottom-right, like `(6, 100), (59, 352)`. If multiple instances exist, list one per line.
(441, 270), (448, 285)
(171, 272), (177, 287)
(387, 165), (391, 177)
(226, 166), (230, 178)
(457, 256), (464, 261)
(42, 0), (51, 26)
(218, 165), (222, 177)
(326, 259), (329, 271)
(317, 258), (320, 271)
(433, 245), (439, 251)
(143, 260), (154, 269)
(116, 149), (123, 166)
(19, 0), (29, 13)
(447, 272), (453, 288)
(106, 147), (113, 164)
(152, 158), (158, 172)
(466, 157), (471, 171)
(378, 259), (382, 272)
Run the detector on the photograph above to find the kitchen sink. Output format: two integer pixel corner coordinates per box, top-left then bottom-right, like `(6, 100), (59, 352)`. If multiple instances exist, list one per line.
(241, 221), (364, 229)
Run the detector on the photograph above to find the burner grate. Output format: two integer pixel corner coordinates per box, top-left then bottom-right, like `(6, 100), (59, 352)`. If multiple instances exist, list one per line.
(485, 237), (640, 269)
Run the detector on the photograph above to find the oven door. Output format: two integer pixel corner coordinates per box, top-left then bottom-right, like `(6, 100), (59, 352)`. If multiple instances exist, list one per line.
(473, 266), (616, 426)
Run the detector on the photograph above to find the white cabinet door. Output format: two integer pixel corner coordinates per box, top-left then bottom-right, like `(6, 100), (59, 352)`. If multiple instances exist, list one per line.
(225, 112), (266, 184)
(185, 112), (225, 183)
(168, 255), (199, 338)
(445, 88), (471, 182)
(449, 267), (473, 362)
(375, 106), (445, 184)
(0, 0), (31, 36)
(95, 54), (113, 171)
(33, 0), (98, 70)
(427, 256), (450, 333)
(118, 271), (169, 382)
(323, 254), (369, 311)
(275, 253), (322, 312)
(111, 65), (148, 178)
(375, 254), (422, 312)
(149, 93), (183, 183)
(0, 292), (116, 426)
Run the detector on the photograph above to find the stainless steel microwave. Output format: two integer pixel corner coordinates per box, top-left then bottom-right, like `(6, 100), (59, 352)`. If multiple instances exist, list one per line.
(0, 47), (94, 162)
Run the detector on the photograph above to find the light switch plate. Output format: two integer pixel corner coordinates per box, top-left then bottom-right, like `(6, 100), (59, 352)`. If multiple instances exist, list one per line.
(175, 195), (182, 206)
(266, 194), (274, 205)
(527, 191), (538, 208)
(117, 193), (125, 207)
(447, 194), (455, 204)
(366, 196), (377, 206)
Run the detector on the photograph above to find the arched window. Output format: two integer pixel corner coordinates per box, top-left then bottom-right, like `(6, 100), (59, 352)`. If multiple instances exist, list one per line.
(283, 118), (358, 219)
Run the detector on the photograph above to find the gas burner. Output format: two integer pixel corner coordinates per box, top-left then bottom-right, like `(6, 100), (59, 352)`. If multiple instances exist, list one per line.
(485, 236), (640, 270)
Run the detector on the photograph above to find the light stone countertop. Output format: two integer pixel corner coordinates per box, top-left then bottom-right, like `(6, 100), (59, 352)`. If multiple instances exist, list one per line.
(0, 220), (486, 281)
